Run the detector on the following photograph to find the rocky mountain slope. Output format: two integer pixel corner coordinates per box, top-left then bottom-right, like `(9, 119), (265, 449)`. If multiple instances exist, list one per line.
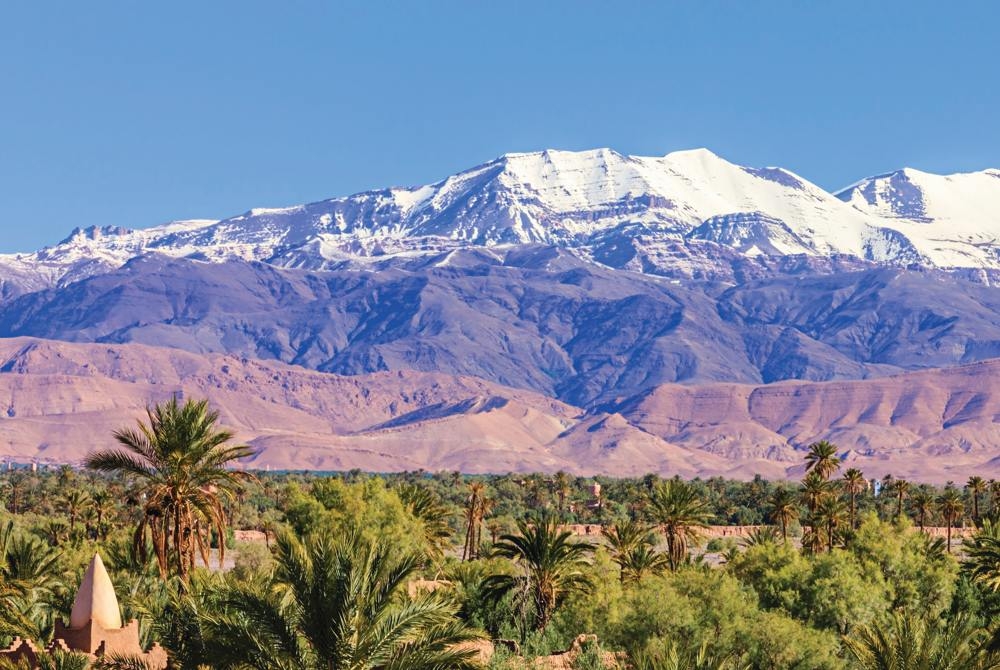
(1, 147), (999, 476)
(2, 149), (999, 298)
(4, 337), (1000, 481)
(3, 254), (1000, 407)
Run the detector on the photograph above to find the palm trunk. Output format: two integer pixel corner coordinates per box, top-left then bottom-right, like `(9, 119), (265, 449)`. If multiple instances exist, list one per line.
(849, 493), (857, 529)
(175, 504), (190, 585)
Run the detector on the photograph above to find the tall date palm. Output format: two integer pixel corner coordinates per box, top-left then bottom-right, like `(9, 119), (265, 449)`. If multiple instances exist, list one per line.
(648, 479), (712, 570)
(766, 487), (799, 543)
(842, 468), (867, 529)
(804, 441), (841, 481)
(85, 396), (255, 584)
(938, 487), (966, 554)
(969, 476), (988, 523)
(891, 478), (911, 520)
(911, 491), (935, 532)
(484, 516), (593, 632)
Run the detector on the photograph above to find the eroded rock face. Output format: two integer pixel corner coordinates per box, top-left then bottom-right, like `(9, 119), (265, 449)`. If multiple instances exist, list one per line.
(5, 256), (1000, 408)
(1, 148), (999, 478)
(4, 337), (1000, 481)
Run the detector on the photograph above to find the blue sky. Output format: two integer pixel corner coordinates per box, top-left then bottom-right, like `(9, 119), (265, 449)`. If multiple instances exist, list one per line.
(0, 1), (995, 252)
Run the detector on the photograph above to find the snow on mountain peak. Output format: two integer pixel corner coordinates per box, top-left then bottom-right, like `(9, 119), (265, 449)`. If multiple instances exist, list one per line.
(5, 149), (1000, 295)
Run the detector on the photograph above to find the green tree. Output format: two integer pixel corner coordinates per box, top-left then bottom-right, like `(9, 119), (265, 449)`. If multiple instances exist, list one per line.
(805, 550), (889, 635)
(801, 473), (835, 553)
(618, 543), (670, 584)
(648, 480), (712, 570)
(851, 514), (958, 617)
(814, 496), (848, 552)
(801, 472), (835, 514)
(965, 518), (1000, 593)
(90, 490), (114, 539)
(462, 481), (490, 561)
(85, 396), (255, 583)
(842, 468), (867, 529)
(484, 516), (593, 632)
(844, 611), (1000, 670)
(397, 483), (453, 560)
(891, 479), (911, 521)
(203, 530), (482, 670)
(766, 487), (799, 543)
(61, 489), (91, 533)
(804, 441), (841, 481)
(554, 471), (572, 515)
(938, 487), (966, 554)
(0, 520), (61, 640)
(602, 520), (666, 583)
(969, 476), (988, 523)
(911, 491), (935, 532)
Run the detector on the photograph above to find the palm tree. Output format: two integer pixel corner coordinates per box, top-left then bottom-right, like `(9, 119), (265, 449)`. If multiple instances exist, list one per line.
(41, 519), (69, 547)
(461, 481), (491, 561)
(397, 483), (453, 560)
(938, 487), (966, 554)
(617, 543), (671, 583)
(911, 491), (935, 532)
(842, 468), (867, 529)
(891, 478), (911, 520)
(602, 520), (666, 583)
(4, 473), (26, 515)
(554, 470), (572, 515)
(814, 496), (848, 551)
(85, 396), (255, 584)
(0, 520), (61, 641)
(766, 487), (799, 542)
(801, 471), (835, 514)
(804, 440), (841, 480)
(990, 480), (1000, 518)
(648, 480), (712, 570)
(203, 529), (482, 670)
(844, 611), (1000, 670)
(484, 516), (593, 632)
(631, 640), (749, 670)
(969, 476), (988, 523)
(90, 490), (113, 539)
(965, 518), (1000, 593)
(61, 489), (91, 532)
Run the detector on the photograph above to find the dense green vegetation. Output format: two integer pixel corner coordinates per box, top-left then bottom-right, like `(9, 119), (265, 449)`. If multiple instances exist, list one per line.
(2, 398), (1000, 668)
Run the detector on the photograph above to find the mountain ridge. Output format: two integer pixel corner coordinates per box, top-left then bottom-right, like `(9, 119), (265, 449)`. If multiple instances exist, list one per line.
(3, 336), (1000, 481)
(3, 148), (999, 299)
(2, 147), (1000, 477)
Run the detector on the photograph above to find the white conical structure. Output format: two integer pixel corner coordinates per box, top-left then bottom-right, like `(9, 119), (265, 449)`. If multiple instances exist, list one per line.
(69, 554), (122, 630)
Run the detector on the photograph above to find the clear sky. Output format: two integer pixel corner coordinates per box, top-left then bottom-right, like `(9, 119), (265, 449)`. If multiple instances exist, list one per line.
(0, 1), (995, 253)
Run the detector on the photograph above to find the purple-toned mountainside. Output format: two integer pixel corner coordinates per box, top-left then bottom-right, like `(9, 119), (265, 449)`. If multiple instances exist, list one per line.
(1, 147), (1000, 474)
(2, 253), (1000, 408)
(0, 337), (999, 481)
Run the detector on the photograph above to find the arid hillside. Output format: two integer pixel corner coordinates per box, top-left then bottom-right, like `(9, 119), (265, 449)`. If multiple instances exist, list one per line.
(2, 337), (1000, 481)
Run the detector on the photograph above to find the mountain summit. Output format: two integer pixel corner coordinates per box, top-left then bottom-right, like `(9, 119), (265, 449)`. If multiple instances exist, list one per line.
(3, 148), (1000, 475)
(2, 149), (999, 295)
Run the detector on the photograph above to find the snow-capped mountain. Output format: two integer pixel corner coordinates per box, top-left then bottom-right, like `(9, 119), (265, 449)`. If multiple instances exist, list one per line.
(837, 167), (1000, 268)
(2, 148), (998, 294)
